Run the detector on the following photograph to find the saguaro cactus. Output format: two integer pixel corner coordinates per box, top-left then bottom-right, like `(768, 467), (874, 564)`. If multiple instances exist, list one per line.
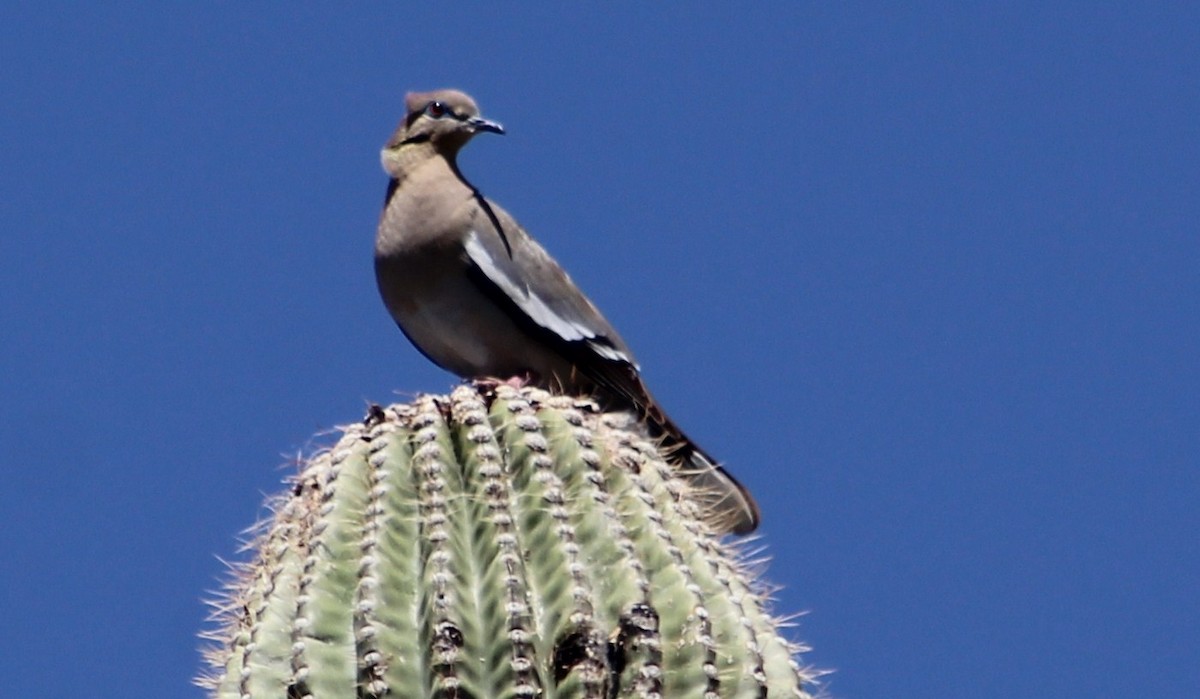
(200, 384), (813, 698)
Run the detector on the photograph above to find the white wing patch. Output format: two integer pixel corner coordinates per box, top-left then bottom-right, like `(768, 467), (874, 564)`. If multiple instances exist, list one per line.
(465, 230), (632, 364)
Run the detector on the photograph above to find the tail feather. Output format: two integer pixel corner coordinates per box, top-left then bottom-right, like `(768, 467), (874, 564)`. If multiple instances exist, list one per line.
(648, 420), (761, 536)
(679, 446), (761, 536)
(579, 368), (761, 535)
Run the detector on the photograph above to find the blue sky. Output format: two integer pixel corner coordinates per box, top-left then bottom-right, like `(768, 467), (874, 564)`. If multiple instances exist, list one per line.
(2, 3), (1196, 697)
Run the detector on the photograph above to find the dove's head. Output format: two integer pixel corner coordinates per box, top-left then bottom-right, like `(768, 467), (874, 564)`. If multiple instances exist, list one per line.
(382, 89), (504, 175)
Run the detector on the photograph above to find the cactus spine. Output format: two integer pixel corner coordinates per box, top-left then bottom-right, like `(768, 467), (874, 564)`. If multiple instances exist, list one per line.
(201, 385), (814, 698)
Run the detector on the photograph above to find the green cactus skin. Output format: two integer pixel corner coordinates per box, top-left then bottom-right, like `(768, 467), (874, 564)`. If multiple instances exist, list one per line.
(200, 385), (815, 698)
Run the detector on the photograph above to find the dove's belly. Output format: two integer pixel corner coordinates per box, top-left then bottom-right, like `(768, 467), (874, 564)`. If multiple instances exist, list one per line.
(375, 252), (575, 385)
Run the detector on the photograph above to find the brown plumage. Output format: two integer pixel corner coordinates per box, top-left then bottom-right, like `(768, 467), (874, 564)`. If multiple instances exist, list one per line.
(374, 89), (760, 535)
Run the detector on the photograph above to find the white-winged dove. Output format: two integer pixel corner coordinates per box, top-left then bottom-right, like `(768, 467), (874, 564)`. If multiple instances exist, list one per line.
(375, 89), (760, 535)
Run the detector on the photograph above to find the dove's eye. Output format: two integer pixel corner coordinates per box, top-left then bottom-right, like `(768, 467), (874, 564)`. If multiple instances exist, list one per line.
(425, 101), (449, 118)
